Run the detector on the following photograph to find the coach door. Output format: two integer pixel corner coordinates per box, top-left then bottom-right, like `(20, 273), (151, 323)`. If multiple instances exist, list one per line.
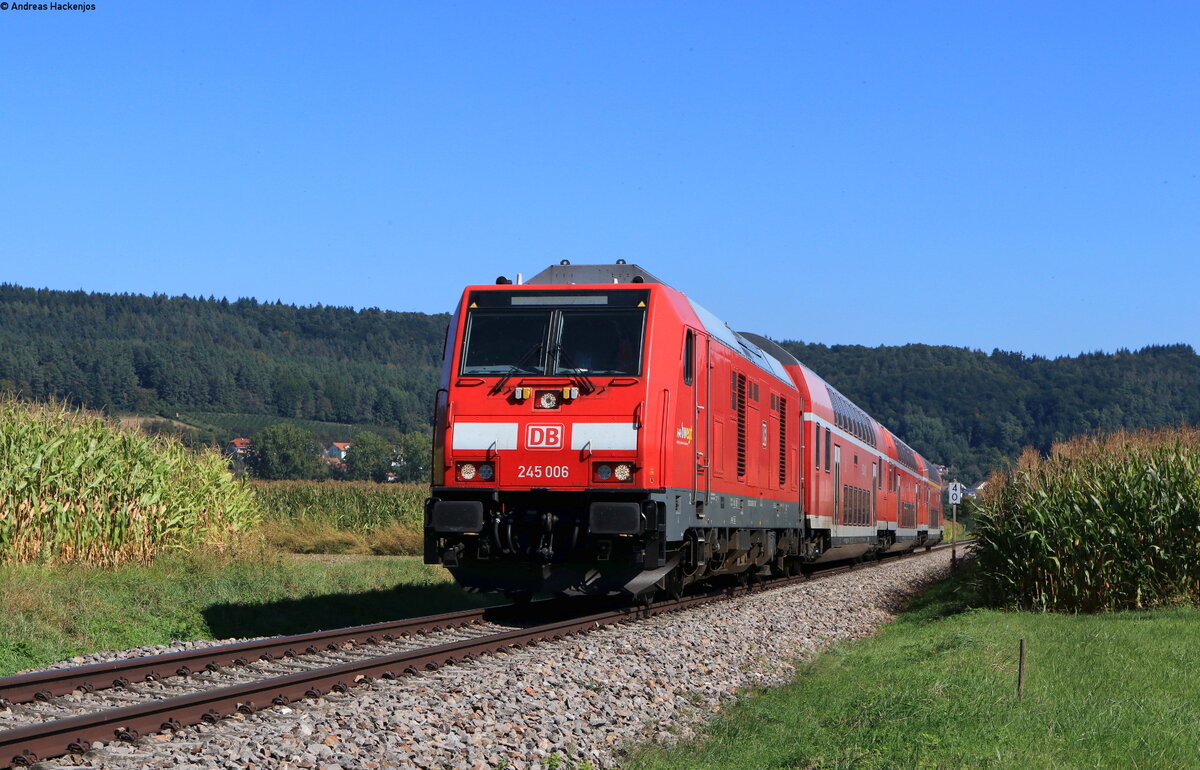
(871, 461), (878, 526)
(833, 445), (841, 525)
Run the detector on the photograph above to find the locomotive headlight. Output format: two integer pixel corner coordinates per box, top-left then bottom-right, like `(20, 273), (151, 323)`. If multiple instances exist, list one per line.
(457, 462), (477, 481)
(613, 463), (633, 482)
(538, 390), (560, 409)
(596, 464), (613, 481)
(478, 462), (494, 481)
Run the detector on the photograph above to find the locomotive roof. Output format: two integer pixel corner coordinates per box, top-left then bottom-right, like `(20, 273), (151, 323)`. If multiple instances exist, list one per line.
(526, 261), (667, 286)
(522, 262), (793, 386)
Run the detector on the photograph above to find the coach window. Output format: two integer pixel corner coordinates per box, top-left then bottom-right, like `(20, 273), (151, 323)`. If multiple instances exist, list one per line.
(824, 427), (831, 472)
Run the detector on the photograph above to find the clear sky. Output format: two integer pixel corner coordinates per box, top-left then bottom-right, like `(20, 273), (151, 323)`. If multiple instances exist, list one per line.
(2, 1), (1197, 358)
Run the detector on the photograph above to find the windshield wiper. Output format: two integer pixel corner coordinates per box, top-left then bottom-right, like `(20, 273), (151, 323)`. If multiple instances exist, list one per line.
(552, 345), (596, 395)
(490, 342), (544, 395)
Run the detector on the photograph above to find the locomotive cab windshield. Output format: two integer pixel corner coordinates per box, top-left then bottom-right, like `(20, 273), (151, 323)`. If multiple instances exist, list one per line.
(460, 289), (648, 378)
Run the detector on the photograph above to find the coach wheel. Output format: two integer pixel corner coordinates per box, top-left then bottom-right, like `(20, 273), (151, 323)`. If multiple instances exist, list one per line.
(504, 591), (534, 606)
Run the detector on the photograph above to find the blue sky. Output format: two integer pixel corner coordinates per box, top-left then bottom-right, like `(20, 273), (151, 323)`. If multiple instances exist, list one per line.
(2, 1), (1197, 358)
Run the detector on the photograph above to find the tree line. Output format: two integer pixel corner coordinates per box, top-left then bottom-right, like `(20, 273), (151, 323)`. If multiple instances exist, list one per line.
(242, 424), (428, 483)
(781, 341), (1200, 481)
(0, 284), (446, 432)
(2, 283), (1198, 483)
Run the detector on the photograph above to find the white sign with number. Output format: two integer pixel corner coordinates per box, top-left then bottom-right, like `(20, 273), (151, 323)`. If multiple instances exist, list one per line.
(948, 482), (963, 505)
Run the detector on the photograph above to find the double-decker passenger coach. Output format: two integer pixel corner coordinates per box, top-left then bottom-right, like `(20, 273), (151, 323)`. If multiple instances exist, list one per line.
(425, 262), (943, 599)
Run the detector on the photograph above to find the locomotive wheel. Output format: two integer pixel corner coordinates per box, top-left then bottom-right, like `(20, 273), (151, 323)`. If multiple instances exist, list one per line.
(662, 567), (685, 601)
(504, 591), (534, 606)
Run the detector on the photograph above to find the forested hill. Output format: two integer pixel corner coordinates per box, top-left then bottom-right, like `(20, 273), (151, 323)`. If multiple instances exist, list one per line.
(781, 341), (1200, 480)
(0, 284), (448, 434)
(1, 283), (1197, 481)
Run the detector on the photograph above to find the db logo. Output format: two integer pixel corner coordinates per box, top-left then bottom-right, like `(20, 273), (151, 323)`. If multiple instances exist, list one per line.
(526, 424), (564, 449)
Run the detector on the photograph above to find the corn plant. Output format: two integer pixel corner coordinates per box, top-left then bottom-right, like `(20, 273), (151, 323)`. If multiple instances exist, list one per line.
(973, 428), (1200, 611)
(252, 480), (426, 532)
(0, 397), (260, 565)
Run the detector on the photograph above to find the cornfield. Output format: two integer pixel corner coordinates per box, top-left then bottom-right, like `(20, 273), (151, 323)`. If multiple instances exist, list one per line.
(252, 480), (426, 555)
(0, 396), (260, 565)
(973, 427), (1200, 612)
(252, 480), (425, 531)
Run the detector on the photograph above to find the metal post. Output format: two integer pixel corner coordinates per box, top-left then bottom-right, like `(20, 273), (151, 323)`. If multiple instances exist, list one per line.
(951, 477), (959, 571)
(1018, 638), (1026, 699)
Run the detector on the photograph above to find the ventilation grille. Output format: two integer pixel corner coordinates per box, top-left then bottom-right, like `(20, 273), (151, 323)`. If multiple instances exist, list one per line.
(777, 397), (787, 487)
(841, 485), (872, 526)
(735, 373), (747, 479)
(901, 502), (917, 529)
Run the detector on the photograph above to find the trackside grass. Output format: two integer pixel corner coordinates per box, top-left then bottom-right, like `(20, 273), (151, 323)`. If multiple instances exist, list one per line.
(253, 480), (426, 555)
(624, 569), (1200, 770)
(0, 550), (496, 677)
(0, 397), (258, 565)
(974, 427), (1200, 611)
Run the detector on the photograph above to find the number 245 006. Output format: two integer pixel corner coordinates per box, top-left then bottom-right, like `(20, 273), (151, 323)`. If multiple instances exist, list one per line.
(518, 465), (570, 479)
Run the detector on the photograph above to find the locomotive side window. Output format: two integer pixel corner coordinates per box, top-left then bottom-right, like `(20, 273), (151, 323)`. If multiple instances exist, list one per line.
(814, 424), (821, 470)
(683, 329), (695, 385)
(461, 310), (552, 375)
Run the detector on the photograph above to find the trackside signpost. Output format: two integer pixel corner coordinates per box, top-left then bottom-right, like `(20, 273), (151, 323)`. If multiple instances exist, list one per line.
(948, 481), (962, 570)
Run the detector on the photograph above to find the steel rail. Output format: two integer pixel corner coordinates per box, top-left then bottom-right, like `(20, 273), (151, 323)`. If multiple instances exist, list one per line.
(0, 541), (968, 768)
(0, 592), (626, 709)
(0, 606), (497, 708)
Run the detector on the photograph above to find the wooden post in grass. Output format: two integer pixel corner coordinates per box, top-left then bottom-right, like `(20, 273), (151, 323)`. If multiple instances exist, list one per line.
(1018, 639), (1026, 699)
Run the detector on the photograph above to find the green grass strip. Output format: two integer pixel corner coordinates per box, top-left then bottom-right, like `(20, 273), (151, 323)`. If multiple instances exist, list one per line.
(625, 569), (1200, 769)
(0, 551), (497, 677)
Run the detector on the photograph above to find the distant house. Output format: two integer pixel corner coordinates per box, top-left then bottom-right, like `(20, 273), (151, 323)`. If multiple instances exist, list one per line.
(966, 481), (989, 498)
(325, 442), (352, 461)
(227, 438), (252, 459)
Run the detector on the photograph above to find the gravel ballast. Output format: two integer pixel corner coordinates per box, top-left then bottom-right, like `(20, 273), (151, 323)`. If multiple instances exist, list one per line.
(24, 549), (955, 769)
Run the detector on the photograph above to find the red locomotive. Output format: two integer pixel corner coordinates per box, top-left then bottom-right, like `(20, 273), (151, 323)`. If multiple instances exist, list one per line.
(425, 262), (943, 598)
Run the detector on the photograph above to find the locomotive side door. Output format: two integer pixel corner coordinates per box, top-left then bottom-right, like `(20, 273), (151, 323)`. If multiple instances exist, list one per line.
(686, 329), (711, 510)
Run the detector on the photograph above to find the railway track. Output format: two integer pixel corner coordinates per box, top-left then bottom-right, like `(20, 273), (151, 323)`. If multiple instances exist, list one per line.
(0, 541), (970, 768)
